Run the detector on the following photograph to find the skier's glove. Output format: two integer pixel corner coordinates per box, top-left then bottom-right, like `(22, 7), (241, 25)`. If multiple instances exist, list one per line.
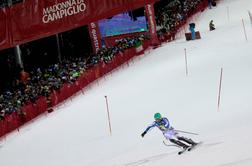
(141, 131), (147, 137)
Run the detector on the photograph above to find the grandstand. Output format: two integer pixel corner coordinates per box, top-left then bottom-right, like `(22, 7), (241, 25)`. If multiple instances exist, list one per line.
(0, 0), (209, 141)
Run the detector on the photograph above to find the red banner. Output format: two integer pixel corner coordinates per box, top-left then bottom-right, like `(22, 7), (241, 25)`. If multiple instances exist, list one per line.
(0, 8), (10, 49)
(88, 22), (102, 53)
(145, 3), (159, 45)
(0, 0), (158, 51)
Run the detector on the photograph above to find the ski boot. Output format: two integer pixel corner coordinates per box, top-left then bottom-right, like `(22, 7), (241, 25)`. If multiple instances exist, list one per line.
(170, 139), (189, 150)
(177, 136), (197, 146)
(170, 139), (190, 155)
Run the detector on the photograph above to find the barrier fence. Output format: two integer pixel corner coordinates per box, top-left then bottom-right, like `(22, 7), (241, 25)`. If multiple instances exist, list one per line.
(0, 41), (150, 138)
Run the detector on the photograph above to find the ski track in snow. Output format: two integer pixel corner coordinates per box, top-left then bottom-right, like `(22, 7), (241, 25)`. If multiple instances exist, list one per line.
(1, 0), (252, 166)
(218, 158), (252, 166)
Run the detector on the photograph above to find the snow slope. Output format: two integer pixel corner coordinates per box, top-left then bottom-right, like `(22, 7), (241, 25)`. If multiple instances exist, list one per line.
(1, 0), (252, 166)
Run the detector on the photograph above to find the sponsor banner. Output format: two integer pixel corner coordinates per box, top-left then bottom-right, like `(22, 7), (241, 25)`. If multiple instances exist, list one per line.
(10, 0), (87, 45)
(145, 3), (159, 45)
(42, 0), (87, 24)
(0, 0), (158, 50)
(88, 22), (102, 53)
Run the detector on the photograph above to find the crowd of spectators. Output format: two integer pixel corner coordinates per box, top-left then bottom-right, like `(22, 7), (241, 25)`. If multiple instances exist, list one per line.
(155, 0), (204, 41)
(0, 57), (87, 121)
(0, 0), (23, 8)
(0, 0), (208, 125)
(0, 35), (148, 121)
(87, 35), (147, 65)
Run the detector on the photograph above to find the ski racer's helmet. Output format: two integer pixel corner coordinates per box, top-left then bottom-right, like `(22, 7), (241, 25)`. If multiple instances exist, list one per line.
(154, 113), (162, 120)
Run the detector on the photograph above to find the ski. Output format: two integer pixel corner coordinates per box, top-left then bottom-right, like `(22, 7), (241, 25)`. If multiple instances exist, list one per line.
(163, 140), (187, 155)
(178, 147), (188, 155)
(178, 142), (203, 155)
(163, 140), (203, 155)
(188, 141), (203, 151)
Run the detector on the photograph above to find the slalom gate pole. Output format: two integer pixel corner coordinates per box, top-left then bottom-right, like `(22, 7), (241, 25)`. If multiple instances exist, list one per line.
(174, 129), (199, 135)
(184, 48), (188, 76)
(227, 6), (230, 22)
(217, 68), (223, 111)
(248, 10), (252, 27)
(242, 19), (248, 41)
(104, 96), (112, 135)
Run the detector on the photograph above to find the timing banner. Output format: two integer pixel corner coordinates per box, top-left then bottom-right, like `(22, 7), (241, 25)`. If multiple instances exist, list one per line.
(88, 22), (102, 53)
(0, 0), (157, 50)
(145, 3), (159, 45)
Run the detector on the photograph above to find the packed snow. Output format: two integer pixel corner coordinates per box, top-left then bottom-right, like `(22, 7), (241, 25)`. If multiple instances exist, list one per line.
(1, 0), (252, 166)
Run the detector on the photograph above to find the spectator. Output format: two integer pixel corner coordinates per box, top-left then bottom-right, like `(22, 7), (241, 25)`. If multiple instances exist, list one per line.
(20, 69), (30, 84)
(208, 0), (213, 9)
(212, 0), (217, 7)
(209, 20), (215, 31)
(0, 104), (5, 120)
(189, 23), (196, 40)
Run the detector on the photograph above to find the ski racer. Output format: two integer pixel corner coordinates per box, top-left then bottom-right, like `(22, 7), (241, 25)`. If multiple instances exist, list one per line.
(141, 113), (197, 150)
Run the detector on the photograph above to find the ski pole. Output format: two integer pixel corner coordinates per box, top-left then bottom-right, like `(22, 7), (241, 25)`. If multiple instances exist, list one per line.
(174, 130), (198, 135)
(163, 141), (181, 148)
